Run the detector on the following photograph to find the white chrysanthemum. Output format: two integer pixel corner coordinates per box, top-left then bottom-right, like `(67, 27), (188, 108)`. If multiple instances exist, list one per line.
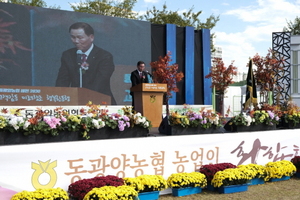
(135, 117), (142, 124)
(87, 113), (94, 118)
(23, 121), (31, 129)
(9, 116), (24, 130)
(245, 115), (252, 126)
(144, 121), (149, 127)
(92, 119), (105, 129)
(134, 113), (142, 117)
(213, 118), (219, 125)
(140, 117), (146, 123)
(98, 119), (105, 128)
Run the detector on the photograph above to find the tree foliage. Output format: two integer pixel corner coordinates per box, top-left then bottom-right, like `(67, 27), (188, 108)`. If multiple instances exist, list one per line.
(151, 52), (184, 99)
(0, 0), (60, 9)
(283, 16), (300, 35)
(141, 3), (219, 30)
(141, 3), (219, 51)
(71, 0), (138, 19)
(205, 58), (237, 94)
(150, 52), (184, 115)
(252, 49), (285, 103)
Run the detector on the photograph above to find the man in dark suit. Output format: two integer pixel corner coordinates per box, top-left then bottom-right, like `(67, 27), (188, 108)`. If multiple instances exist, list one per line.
(130, 61), (149, 108)
(55, 22), (116, 105)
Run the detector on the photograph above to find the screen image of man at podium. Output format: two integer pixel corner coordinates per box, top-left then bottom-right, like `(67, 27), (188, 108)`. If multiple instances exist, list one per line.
(130, 61), (151, 108)
(55, 22), (116, 105)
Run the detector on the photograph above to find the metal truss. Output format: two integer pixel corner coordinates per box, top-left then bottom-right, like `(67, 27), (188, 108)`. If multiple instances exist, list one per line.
(272, 32), (291, 104)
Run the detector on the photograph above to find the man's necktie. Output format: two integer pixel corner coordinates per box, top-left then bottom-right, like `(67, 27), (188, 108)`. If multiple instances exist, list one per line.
(81, 54), (87, 63)
(139, 72), (142, 78)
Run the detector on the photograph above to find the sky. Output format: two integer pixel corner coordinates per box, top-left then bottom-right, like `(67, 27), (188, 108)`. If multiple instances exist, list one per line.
(44, 0), (300, 73)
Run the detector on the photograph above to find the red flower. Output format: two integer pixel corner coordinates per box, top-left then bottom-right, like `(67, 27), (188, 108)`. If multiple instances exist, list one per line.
(199, 163), (236, 183)
(68, 175), (124, 200)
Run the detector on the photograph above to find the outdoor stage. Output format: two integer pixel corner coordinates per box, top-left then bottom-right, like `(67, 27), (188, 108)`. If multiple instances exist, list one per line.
(0, 128), (299, 195)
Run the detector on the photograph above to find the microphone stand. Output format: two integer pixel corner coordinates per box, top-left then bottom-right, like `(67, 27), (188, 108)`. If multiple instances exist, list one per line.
(76, 50), (83, 88)
(79, 68), (82, 88)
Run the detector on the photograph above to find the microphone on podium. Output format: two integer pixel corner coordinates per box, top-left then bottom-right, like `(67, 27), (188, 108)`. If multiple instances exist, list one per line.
(146, 71), (153, 77)
(76, 50), (83, 66)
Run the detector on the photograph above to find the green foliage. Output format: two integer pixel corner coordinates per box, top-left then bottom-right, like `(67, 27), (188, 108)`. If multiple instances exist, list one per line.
(141, 3), (219, 51)
(283, 16), (300, 35)
(142, 3), (218, 30)
(1, 0), (60, 9)
(71, 0), (138, 19)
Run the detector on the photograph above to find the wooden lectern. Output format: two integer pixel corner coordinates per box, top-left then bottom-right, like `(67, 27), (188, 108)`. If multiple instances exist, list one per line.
(130, 83), (167, 127)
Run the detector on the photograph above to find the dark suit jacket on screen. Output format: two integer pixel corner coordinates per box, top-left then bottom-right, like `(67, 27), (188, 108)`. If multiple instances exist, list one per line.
(55, 45), (116, 105)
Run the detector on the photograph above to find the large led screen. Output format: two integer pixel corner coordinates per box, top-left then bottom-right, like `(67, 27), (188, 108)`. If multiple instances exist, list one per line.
(0, 3), (151, 105)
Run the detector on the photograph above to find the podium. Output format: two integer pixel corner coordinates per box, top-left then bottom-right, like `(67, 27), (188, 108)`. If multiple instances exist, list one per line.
(0, 85), (111, 106)
(130, 83), (167, 127)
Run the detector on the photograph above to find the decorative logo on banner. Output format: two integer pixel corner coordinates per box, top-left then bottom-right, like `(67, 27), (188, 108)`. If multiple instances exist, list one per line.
(31, 160), (57, 189)
(150, 95), (156, 103)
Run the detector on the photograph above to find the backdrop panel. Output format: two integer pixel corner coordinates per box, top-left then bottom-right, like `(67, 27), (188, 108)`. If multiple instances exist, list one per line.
(0, 129), (298, 193)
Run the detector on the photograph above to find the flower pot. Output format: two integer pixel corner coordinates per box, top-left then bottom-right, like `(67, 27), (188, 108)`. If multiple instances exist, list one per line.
(248, 178), (265, 185)
(218, 184), (248, 194)
(206, 184), (217, 191)
(229, 123), (276, 132)
(2, 131), (35, 145)
(286, 121), (300, 129)
(84, 126), (148, 140)
(138, 191), (159, 200)
(168, 125), (222, 135)
(172, 187), (202, 197)
(269, 176), (290, 182)
(35, 131), (78, 143)
(295, 172), (300, 178)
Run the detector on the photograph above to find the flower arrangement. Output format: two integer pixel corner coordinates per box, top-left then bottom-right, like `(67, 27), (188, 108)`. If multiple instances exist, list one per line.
(11, 188), (68, 200)
(199, 163), (237, 184)
(250, 110), (280, 126)
(291, 156), (300, 172)
(68, 175), (124, 200)
(211, 168), (252, 187)
(0, 103), (151, 139)
(124, 174), (167, 193)
(168, 107), (222, 129)
(264, 160), (296, 181)
(167, 172), (207, 189)
(229, 113), (253, 126)
(280, 101), (300, 127)
(237, 163), (268, 181)
(83, 185), (138, 200)
(227, 104), (280, 127)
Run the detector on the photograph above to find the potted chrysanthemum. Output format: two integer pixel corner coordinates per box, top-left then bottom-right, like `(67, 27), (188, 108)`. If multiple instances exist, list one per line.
(199, 162), (236, 191)
(11, 188), (68, 200)
(237, 163), (268, 185)
(83, 185), (138, 200)
(124, 174), (167, 200)
(68, 175), (124, 200)
(225, 105), (281, 133)
(265, 160), (296, 182)
(211, 168), (252, 194)
(167, 172), (207, 197)
(291, 156), (300, 177)
(167, 107), (223, 135)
